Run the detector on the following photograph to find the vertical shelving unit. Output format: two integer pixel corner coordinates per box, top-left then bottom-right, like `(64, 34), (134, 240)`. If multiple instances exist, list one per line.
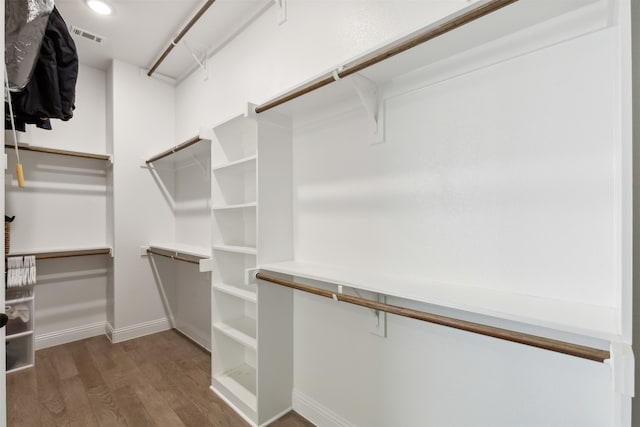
(210, 108), (293, 426)
(210, 113), (259, 417)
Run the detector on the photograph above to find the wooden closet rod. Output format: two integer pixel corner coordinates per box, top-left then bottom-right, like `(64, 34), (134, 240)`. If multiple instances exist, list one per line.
(254, 0), (517, 114)
(146, 248), (201, 265)
(9, 248), (112, 260)
(255, 272), (611, 363)
(145, 136), (203, 164)
(4, 144), (110, 161)
(147, 0), (216, 77)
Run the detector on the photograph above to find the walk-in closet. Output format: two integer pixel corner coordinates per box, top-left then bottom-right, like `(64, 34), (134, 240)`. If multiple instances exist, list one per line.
(2, 0), (639, 426)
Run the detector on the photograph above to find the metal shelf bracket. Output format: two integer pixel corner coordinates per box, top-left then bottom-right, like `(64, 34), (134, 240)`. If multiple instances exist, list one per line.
(347, 73), (385, 144)
(182, 39), (209, 81)
(273, 0), (287, 25)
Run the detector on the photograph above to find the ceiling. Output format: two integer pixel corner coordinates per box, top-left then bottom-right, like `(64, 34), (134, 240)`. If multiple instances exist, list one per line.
(54, 0), (271, 82)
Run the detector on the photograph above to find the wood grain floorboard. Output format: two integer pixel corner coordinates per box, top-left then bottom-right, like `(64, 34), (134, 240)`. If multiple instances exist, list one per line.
(59, 375), (100, 427)
(7, 329), (314, 427)
(35, 349), (70, 426)
(6, 367), (41, 427)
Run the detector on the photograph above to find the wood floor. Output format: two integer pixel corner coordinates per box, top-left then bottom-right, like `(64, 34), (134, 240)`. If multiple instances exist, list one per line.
(6, 330), (313, 427)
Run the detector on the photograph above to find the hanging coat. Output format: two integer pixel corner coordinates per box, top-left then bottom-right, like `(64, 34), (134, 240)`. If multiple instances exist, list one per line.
(7, 6), (78, 131)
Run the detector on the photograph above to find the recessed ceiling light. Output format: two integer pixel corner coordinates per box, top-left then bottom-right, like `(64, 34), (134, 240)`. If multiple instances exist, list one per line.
(86, 0), (113, 15)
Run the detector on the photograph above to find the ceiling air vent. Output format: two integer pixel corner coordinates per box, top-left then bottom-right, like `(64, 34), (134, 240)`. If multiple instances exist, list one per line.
(70, 26), (105, 44)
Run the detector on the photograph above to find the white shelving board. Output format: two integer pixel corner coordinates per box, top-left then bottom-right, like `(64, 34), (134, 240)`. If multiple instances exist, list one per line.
(7, 246), (112, 258)
(147, 243), (211, 259)
(268, 0), (605, 119)
(213, 317), (257, 349)
(212, 155), (257, 172)
(257, 260), (618, 342)
(212, 283), (257, 302)
(212, 245), (257, 255)
(145, 128), (213, 168)
(212, 202), (257, 211)
(213, 363), (258, 411)
(5, 331), (33, 341)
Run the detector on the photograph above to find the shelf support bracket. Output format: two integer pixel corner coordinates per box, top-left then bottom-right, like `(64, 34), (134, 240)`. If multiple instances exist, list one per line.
(181, 39), (209, 81)
(352, 288), (387, 337)
(346, 73), (385, 144)
(190, 153), (210, 180)
(273, 0), (287, 25)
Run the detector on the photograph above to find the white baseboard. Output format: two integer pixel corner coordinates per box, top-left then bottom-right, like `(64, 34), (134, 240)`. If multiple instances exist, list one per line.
(105, 317), (172, 343)
(36, 321), (106, 350)
(292, 390), (356, 427)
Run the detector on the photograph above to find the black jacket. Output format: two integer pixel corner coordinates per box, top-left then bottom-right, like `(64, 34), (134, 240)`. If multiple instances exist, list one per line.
(6, 6), (78, 131)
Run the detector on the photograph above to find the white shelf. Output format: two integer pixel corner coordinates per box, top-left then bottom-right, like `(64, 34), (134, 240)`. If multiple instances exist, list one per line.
(257, 260), (618, 341)
(8, 246), (112, 259)
(6, 363), (34, 374)
(5, 295), (34, 305)
(212, 244), (256, 255)
(212, 155), (256, 172)
(6, 330), (34, 341)
(264, 0), (602, 118)
(213, 283), (257, 303)
(145, 129), (213, 166)
(5, 143), (111, 162)
(212, 202), (257, 211)
(213, 317), (257, 349)
(214, 364), (257, 411)
(147, 243), (211, 259)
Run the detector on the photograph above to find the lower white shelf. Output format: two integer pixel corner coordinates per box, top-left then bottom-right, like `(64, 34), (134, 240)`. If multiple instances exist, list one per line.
(214, 364), (257, 412)
(258, 260), (619, 342)
(213, 318), (257, 349)
(6, 332), (34, 374)
(213, 283), (257, 303)
(6, 330), (34, 341)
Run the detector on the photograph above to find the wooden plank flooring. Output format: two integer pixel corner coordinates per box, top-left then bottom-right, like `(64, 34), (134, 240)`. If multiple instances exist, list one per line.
(6, 330), (313, 427)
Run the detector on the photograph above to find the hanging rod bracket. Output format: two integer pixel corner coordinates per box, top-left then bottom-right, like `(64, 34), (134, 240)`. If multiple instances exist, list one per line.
(346, 287), (387, 337)
(181, 39), (210, 81)
(346, 73), (385, 144)
(273, 0), (287, 25)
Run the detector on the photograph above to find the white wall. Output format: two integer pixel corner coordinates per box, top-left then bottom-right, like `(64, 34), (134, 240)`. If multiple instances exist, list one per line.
(5, 64), (109, 349)
(632, 0), (640, 423)
(173, 162), (212, 349)
(109, 60), (176, 338)
(27, 65), (107, 153)
(174, 1), (626, 426)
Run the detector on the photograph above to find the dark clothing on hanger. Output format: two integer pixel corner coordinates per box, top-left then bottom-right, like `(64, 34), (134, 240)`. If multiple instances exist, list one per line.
(6, 6), (78, 131)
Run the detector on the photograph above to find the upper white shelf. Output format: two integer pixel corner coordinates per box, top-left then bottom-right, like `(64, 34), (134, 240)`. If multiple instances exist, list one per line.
(8, 246), (112, 260)
(255, 0), (603, 117)
(146, 243), (211, 259)
(257, 260), (618, 342)
(5, 143), (111, 162)
(145, 128), (213, 165)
